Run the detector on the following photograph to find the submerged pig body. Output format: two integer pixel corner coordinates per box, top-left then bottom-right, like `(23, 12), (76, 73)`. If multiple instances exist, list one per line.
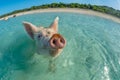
(23, 17), (66, 57)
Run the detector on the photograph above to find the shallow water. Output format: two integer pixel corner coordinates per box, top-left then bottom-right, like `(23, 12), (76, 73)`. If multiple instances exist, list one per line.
(0, 12), (120, 80)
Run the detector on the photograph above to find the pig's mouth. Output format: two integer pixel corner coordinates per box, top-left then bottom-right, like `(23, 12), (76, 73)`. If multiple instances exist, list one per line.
(49, 34), (66, 49)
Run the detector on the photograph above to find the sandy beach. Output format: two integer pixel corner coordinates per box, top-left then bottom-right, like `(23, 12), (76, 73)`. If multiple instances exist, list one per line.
(0, 8), (120, 23)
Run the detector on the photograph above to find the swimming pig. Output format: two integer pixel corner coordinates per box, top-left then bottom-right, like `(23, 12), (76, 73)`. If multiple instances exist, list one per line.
(23, 17), (66, 58)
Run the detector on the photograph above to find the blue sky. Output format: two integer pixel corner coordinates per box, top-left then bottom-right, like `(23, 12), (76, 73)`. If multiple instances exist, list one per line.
(0, 0), (120, 15)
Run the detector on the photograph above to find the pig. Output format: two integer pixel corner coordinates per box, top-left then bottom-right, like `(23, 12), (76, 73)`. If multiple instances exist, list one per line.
(23, 17), (66, 58)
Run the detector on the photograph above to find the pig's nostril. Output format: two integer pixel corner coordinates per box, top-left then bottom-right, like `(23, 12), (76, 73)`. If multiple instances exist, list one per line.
(52, 39), (56, 45)
(60, 39), (64, 43)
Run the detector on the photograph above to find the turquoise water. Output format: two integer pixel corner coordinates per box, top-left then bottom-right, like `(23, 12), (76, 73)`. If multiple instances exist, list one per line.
(0, 12), (120, 80)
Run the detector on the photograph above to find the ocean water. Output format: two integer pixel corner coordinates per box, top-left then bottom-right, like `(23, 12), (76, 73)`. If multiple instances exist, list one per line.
(0, 12), (120, 80)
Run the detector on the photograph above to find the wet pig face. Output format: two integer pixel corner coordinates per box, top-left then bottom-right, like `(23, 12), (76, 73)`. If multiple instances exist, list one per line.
(23, 17), (66, 57)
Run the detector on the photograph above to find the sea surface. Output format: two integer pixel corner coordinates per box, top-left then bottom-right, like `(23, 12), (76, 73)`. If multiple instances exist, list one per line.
(0, 12), (120, 80)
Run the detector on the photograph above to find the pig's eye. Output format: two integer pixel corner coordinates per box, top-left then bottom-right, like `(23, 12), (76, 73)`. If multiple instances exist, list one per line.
(47, 31), (51, 34)
(38, 34), (42, 39)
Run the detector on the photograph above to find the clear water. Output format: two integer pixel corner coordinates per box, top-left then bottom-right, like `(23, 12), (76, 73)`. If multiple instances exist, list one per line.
(0, 12), (120, 80)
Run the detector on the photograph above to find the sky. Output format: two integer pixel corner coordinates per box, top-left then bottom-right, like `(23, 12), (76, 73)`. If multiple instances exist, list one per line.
(0, 0), (120, 15)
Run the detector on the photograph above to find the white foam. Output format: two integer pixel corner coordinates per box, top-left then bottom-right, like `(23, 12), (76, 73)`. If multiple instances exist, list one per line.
(63, 59), (68, 67)
(119, 60), (120, 64)
(62, 59), (74, 68)
(103, 65), (110, 80)
(68, 60), (74, 66)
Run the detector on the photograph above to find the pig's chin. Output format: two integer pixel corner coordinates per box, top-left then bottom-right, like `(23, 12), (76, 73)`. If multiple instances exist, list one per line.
(49, 48), (62, 57)
(36, 43), (61, 57)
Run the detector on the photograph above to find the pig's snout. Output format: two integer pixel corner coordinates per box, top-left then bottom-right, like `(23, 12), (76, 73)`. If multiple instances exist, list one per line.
(49, 34), (66, 49)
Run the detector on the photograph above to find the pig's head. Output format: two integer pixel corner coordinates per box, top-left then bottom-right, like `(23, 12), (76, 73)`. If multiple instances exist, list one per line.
(23, 17), (66, 57)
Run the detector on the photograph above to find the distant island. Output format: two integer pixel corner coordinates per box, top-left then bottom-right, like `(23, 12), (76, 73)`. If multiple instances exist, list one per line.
(0, 3), (120, 18)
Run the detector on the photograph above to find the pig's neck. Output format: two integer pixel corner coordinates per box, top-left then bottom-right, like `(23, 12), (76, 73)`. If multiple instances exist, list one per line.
(50, 49), (62, 57)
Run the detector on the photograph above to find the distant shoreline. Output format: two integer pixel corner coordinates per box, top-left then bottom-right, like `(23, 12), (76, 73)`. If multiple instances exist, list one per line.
(1, 8), (120, 23)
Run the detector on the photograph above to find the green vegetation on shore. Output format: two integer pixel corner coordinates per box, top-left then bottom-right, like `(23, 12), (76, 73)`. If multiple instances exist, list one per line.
(1, 3), (120, 18)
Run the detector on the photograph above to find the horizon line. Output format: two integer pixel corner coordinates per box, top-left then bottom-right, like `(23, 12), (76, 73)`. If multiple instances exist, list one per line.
(0, 2), (119, 16)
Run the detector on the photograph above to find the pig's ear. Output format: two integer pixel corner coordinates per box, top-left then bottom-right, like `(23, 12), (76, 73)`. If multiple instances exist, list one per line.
(49, 16), (59, 32)
(23, 22), (38, 39)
